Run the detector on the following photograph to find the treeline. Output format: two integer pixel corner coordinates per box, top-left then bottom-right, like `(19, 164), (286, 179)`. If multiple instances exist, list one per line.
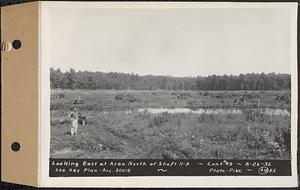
(50, 68), (291, 91)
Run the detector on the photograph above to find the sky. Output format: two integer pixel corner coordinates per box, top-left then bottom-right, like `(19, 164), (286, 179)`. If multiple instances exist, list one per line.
(46, 4), (293, 77)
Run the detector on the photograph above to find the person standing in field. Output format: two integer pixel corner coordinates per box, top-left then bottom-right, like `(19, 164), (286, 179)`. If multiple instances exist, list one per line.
(69, 107), (80, 135)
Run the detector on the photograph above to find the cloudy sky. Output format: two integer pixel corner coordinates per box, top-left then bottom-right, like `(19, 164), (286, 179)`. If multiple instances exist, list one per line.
(46, 3), (294, 77)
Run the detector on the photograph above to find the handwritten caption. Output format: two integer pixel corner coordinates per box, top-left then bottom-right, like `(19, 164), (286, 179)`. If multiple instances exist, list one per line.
(49, 159), (291, 177)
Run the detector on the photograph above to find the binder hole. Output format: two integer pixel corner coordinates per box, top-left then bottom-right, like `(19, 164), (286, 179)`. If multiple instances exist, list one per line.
(11, 142), (20, 152)
(12, 40), (22, 49)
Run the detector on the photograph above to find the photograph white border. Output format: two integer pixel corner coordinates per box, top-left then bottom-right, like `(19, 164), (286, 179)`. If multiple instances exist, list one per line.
(39, 2), (298, 187)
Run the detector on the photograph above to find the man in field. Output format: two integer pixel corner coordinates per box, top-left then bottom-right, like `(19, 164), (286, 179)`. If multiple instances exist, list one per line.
(69, 107), (80, 135)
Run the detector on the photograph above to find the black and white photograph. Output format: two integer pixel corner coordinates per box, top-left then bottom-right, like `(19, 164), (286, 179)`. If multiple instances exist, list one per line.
(40, 3), (298, 183)
(48, 3), (294, 160)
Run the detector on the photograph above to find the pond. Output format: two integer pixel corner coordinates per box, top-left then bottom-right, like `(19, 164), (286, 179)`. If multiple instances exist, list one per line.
(135, 107), (290, 116)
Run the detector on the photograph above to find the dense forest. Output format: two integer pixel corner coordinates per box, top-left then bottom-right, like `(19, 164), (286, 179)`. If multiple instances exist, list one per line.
(50, 68), (291, 91)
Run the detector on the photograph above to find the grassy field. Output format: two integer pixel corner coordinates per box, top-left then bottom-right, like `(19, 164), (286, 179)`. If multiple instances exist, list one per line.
(50, 89), (291, 159)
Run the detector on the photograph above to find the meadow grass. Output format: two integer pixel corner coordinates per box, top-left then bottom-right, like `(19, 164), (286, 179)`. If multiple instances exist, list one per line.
(50, 89), (291, 159)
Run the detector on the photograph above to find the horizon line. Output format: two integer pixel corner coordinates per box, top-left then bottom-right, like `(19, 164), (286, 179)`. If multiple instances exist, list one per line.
(50, 67), (291, 78)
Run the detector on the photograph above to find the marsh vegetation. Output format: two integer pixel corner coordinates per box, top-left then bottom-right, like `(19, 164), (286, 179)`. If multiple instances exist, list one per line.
(50, 89), (291, 159)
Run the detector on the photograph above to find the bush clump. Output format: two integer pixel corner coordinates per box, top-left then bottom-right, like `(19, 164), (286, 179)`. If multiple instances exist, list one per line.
(177, 92), (192, 99)
(114, 93), (125, 101)
(127, 94), (138, 102)
(203, 92), (209, 96)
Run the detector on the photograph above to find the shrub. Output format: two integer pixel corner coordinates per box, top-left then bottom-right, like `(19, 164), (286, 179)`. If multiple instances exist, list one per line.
(274, 127), (291, 151)
(274, 93), (291, 104)
(177, 92), (191, 99)
(115, 93), (125, 100)
(127, 94), (138, 102)
(203, 92), (209, 96)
